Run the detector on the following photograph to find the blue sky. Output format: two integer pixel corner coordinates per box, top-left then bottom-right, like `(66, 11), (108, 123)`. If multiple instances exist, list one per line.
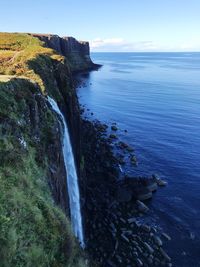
(1, 0), (200, 51)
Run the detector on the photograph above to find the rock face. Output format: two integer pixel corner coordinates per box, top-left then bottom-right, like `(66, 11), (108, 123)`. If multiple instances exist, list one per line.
(31, 33), (96, 71)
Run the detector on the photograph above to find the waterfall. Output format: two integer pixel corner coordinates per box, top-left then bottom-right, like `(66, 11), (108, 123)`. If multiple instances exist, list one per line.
(48, 97), (84, 247)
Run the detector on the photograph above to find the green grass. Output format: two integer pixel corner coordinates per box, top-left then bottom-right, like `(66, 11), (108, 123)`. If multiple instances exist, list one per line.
(0, 33), (42, 51)
(0, 33), (66, 94)
(0, 76), (87, 265)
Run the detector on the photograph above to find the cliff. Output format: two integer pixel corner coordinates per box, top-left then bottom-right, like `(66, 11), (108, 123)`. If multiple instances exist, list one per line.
(0, 32), (171, 267)
(0, 32), (89, 267)
(30, 33), (96, 72)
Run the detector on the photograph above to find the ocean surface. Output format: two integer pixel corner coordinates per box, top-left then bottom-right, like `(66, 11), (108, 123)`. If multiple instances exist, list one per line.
(76, 52), (200, 267)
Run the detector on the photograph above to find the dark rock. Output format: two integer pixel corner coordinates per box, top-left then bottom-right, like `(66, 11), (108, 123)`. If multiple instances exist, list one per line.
(141, 178), (158, 192)
(109, 134), (117, 139)
(118, 141), (129, 149)
(136, 258), (143, 266)
(111, 125), (118, 131)
(136, 200), (149, 213)
(162, 233), (171, 241)
(134, 187), (152, 201)
(117, 187), (132, 202)
(30, 34), (98, 71)
(153, 236), (163, 246)
(152, 174), (168, 186)
(143, 242), (154, 254)
(140, 224), (151, 232)
(159, 248), (171, 262)
(130, 155), (137, 165)
(121, 233), (129, 243)
(128, 217), (136, 224)
(126, 146), (134, 152)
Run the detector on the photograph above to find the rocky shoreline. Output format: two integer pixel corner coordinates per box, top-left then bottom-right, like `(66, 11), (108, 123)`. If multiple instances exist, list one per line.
(77, 80), (172, 267)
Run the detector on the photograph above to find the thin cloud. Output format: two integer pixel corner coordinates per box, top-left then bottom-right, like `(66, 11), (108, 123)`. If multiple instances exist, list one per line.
(180, 42), (200, 51)
(90, 38), (159, 52)
(91, 38), (124, 48)
(90, 38), (200, 52)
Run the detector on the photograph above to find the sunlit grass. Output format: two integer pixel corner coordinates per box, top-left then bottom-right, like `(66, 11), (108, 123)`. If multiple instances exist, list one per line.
(0, 33), (65, 94)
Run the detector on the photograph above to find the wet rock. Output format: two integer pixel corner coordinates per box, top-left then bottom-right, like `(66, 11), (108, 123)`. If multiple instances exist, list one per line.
(157, 179), (168, 186)
(111, 125), (118, 131)
(130, 155), (137, 165)
(153, 174), (168, 186)
(162, 233), (171, 241)
(132, 240), (139, 246)
(127, 146), (134, 152)
(118, 157), (125, 165)
(115, 240), (119, 250)
(140, 224), (151, 232)
(121, 233), (129, 242)
(167, 262), (172, 267)
(109, 134), (117, 139)
(128, 217), (136, 224)
(134, 187), (152, 201)
(136, 200), (149, 213)
(136, 258), (143, 266)
(190, 232), (195, 240)
(141, 178), (158, 192)
(181, 251), (187, 256)
(143, 242), (154, 254)
(118, 141), (129, 149)
(115, 255), (122, 263)
(153, 236), (163, 246)
(133, 252), (138, 257)
(159, 248), (171, 262)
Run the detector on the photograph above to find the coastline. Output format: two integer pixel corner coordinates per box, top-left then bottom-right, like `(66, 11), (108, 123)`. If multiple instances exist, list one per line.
(75, 73), (172, 267)
(0, 32), (172, 267)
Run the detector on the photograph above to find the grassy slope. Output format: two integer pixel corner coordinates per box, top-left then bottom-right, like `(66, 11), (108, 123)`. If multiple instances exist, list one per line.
(0, 33), (87, 267)
(0, 33), (67, 94)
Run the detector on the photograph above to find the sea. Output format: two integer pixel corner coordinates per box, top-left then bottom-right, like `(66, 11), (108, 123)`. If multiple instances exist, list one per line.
(76, 52), (200, 267)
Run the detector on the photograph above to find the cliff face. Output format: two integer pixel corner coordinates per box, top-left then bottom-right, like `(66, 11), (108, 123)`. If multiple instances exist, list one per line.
(31, 34), (95, 71)
(0, 33), (88, 267)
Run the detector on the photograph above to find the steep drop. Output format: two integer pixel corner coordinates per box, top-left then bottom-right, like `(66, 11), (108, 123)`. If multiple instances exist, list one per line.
(48, 96), (84, 247)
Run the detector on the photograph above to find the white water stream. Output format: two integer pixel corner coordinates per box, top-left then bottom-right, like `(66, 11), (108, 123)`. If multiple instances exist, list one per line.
(48, 97), (84, 247)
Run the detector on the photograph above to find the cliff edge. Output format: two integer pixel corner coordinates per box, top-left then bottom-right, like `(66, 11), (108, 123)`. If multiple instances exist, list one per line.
(30, 33), (97, 72)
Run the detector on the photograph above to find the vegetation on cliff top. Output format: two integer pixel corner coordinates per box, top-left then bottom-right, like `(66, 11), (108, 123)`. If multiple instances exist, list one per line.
(0, 33), (68, 95)
(0, 34), (87, 267)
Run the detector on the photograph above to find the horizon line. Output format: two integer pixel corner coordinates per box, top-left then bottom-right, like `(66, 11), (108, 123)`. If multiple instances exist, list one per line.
(91, 51), (200, 53)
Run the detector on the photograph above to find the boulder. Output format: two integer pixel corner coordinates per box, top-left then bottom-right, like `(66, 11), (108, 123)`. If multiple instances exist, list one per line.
(111, 125), (118, 131)
(136, 200), (149, 213)
(109, 134), (117, 139)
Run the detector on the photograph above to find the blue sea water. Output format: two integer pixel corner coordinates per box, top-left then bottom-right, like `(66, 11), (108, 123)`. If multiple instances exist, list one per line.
(76, 52), (200, 267)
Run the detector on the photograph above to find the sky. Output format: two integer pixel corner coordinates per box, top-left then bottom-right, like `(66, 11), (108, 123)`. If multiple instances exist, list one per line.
(0, 0), (200, 52)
